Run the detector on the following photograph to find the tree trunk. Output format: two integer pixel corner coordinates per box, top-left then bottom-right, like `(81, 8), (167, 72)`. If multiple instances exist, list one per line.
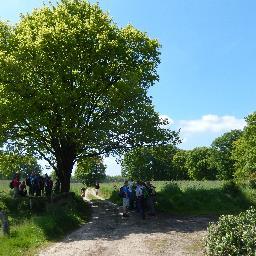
(54, 140), (76, 193)
(60, 172), (71, 192)
(50, 132), (78, 193)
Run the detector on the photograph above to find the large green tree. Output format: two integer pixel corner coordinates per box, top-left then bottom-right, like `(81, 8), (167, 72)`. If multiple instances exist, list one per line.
(211, 129), (242, 180)
(0, 0), (178, 191)
(122, 144), (178, 181)
(186, 147), (217, 180)
(232, 112), (256, 179)
(172, 149), (189, 180)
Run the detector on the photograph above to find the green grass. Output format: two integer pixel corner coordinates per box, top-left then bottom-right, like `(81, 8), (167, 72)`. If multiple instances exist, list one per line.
(0, 190), (90, 256)
(0, 180), (10, 194)
(97, 180), (256, 216)
(1, 180), (255, 255)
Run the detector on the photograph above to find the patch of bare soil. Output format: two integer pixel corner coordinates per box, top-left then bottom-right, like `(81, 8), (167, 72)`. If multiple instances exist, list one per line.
(38, 189), (211, 256)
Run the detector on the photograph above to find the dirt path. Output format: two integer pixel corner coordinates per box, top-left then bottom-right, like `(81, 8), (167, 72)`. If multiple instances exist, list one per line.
(38, 189), (211, 256)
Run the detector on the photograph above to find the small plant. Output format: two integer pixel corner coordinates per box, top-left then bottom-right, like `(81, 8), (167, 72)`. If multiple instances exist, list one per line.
(206, 207), (256, 255)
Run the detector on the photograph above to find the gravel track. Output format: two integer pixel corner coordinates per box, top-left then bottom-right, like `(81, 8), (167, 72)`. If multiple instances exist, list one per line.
(38, 189), (211, 256)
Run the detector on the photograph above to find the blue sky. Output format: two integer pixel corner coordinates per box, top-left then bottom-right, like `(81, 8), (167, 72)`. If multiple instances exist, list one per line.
(1, 0), (255, 175)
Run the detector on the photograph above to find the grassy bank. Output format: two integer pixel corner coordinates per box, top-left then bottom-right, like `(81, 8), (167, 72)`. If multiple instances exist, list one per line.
(0, 192), (90, 256)
(0, 180), (10, 193)
(98, 180), (256, 216)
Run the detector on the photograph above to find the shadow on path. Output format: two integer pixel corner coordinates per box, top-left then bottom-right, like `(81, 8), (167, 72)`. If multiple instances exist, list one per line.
(63, 196), (213, 243)
(39, 190), (212, 256)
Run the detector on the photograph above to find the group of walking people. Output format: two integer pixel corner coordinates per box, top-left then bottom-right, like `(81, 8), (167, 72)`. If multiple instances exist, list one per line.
(10, 172), (56, 199)
(120, 180), (156, 219)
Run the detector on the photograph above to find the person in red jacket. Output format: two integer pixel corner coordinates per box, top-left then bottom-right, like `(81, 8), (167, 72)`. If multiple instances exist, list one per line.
(11, 173), (20, 198)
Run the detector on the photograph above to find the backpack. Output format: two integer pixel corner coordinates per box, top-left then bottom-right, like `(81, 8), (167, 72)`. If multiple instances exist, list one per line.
(119, 186), (126, 198)
(45, 178), (53, 189)
(9, 181), (14, 189)
(142, 187), (149, 199)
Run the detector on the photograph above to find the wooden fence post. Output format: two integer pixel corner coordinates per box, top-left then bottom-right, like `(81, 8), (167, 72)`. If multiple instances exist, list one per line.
(0, 211), (10, 236)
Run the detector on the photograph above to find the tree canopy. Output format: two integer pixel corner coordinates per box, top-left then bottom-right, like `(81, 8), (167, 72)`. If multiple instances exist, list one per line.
(185, 147), (217, 180)
(232, 112), (256, 179)
(121, 145), (184, 181)
(211, 129), (242, 180)
(0, 151), (42, 179)
(0, 0), (178, 191)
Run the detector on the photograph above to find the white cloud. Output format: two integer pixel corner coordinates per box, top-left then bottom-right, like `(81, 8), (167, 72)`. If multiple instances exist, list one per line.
(157, 114), (246, 149)
(179, 114), (246, 134)
(159, 114), (174, 128)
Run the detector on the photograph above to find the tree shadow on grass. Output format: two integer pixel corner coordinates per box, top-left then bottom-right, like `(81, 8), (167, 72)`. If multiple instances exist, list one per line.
(32, 194), (91, 241)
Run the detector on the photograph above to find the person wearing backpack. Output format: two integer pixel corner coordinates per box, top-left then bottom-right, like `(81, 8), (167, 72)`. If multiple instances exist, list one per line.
(26, 174), (33, 196)
(145, 181), (156, 216)
(95, 181), (100, 196)
(128, 179), (136, 210)
(18, 181), (27, 197)
(120, 181), (129, 217)
(11, 173), (20, 198)
(45, 174), (53, 199)
(136, 181), (146, 219)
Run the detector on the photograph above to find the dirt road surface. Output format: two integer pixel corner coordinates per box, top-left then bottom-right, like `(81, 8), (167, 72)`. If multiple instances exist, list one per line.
(38, 190), (211, 256)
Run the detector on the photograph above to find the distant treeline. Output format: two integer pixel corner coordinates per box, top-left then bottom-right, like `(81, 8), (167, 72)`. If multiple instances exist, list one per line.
(122, 112), (256, 182)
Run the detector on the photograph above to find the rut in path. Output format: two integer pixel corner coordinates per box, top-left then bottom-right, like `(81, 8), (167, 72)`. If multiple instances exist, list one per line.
(38, 190), (212, 256)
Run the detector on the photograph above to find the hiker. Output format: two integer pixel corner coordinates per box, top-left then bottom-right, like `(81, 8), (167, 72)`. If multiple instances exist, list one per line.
(38, 175), (45, 196)
(95, 181), (100, 195)
(136, 181), (146, 219)
(29, 173), (36, 196)
(80, 187), (86, 198)
(26, 174), (33, 196)
(34, 174), (41, 196)
(145, 181), (156, 216)
(11, 173), (20, 198)
(120, 181), (129, 217)
(45, 174), (53, 199)
(128, 179), (136, 210)
(18, 181), (27, 197)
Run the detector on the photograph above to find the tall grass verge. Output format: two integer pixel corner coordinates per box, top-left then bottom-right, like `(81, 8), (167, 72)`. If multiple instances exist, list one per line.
(98, 181), (256, 216)
(0, 192), (90, 256)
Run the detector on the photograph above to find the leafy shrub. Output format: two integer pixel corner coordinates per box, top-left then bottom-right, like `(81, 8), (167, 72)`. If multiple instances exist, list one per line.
(248, 179), (256, 189)
(222, 180), (240, 195)
(206, 207), (256, 255)
(248, 173), (256, 189)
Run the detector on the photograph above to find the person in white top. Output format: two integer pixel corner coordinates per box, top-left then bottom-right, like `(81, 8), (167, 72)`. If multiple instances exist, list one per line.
(136, 182), (146, 219)
(135, 184), (143, 197)
(121, 181), (129, 217)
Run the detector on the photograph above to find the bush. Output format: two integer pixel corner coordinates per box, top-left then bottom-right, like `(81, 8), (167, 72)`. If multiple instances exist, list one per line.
(248, 173), (256, 189)
(222, 180), (240, 195)
(206, 207), (256, 255)
(248, 179), (256, 189)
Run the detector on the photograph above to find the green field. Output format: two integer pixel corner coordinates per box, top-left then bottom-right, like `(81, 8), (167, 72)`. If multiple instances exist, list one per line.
(98, 180), (256, 216)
